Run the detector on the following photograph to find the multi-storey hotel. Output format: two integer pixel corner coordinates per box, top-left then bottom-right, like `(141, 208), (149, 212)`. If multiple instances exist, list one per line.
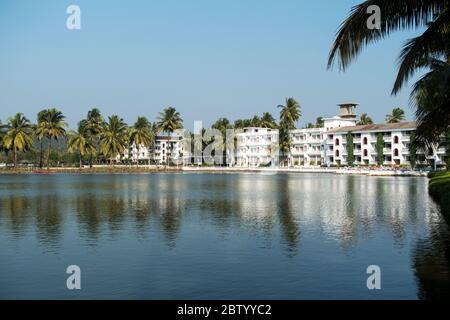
(119, 134), (189, 165)
(236, 103), (447, 168)
(236, 127), (279, 167)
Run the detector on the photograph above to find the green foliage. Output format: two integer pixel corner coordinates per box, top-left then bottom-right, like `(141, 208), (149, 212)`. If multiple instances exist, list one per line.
(357, 113), (373, 125)
(346, 132), (354, 166)
(409, 131), (417, 168)
(375, 133), (384, 166)
(429, 171), (450, 218)
(385, 107), (406, 124)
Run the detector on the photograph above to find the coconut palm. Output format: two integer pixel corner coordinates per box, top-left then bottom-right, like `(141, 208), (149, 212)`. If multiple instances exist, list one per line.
(278, 97), (301, 166)
(260, 112), (278, 129)
(36, 110), (49, 168)
(3, 113), (34, 167)
(386, 108), (406, 123)
(39, 108), (67, 170)
(83, 108), (105, 167)
(67, 121), (96, 168)
(157, 107), (183, 135)
(357, 113), (374, 125)
(278, 98), (301, 129)
(328, 1), (449, 141)
(411, 57), (450, 144)
(129, 116), (154, 165)
(100, 115), (128, 165)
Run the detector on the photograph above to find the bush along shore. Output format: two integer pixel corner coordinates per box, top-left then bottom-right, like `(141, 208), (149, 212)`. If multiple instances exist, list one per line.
(429, 171), (450, 219)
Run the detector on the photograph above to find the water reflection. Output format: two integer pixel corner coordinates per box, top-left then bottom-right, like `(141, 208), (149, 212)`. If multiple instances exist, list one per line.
(0, 173), (449, 299)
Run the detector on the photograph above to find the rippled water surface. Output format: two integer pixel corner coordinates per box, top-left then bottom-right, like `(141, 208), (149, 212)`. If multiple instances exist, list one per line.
(0, 173), (449, 299)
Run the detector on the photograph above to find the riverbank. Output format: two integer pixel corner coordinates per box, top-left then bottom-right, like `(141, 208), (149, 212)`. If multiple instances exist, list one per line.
(429, 171), (450, 218)
(0, 165), (428, 176)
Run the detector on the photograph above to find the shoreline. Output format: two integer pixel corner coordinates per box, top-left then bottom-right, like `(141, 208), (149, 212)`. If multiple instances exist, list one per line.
(0, 166), (428, 177)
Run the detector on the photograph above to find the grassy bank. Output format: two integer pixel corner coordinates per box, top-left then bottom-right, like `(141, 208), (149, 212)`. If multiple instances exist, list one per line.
(429, 171), (450, 217)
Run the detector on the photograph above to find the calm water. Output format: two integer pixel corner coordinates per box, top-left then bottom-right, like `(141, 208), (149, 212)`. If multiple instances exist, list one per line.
(0, 173), (449, 299)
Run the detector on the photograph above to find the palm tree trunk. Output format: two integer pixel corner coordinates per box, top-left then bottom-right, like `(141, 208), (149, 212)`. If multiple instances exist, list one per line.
(47, 140), (51, 171)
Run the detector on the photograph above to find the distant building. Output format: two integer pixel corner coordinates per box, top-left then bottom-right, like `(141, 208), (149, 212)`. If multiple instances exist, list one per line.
(119, 134), (190, 165)
(236, 127), (279, 167)
(236, 103), (447, 168)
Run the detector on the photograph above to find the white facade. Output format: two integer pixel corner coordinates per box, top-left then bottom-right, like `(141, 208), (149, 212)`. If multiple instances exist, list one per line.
(236, 128), (279, 167)
(153, 135), (189, 165)
(235, 103), (447, 168)
(290, 128), (326, 166)
(118, 134), (190, 165)
(326, 124), (447, 166)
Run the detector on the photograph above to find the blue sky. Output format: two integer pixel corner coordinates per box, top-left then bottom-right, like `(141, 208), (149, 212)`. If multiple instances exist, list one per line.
(0, 0), (423, 129)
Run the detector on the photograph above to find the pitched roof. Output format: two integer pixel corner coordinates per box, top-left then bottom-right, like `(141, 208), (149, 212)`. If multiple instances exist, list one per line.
(327, 121), (416, 133)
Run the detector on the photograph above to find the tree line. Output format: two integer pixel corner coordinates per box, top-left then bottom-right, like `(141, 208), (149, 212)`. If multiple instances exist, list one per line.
(0, 101), (433, 168)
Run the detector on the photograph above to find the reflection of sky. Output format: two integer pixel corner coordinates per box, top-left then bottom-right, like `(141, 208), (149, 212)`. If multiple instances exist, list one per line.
(0, 173), (448, 299)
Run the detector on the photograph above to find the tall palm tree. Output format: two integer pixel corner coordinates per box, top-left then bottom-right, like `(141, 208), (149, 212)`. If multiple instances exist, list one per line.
(39, 108), (67, 170)
(278, 97), (301, 129)
(67, 121), (96, 168)
(130, 116), (153, 165)
(3, 113), (34, 167)
(327, 1), (449, 141)
(386, 107), (406, 123)
(358, 113), (374, 125)
(157, 107), (183, 166)
(278, 97), (301, 166)
(100, 115), (128, 165)
(36, 110), (49, 168)
(260, 112), (278, 129)
(157, 107), (183, 135)
(85, 108), (105, 166)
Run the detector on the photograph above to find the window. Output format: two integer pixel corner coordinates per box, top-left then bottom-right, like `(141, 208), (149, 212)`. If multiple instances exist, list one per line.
(394, 136), (399, 144)
(363, 149), (368, 157)
(336, 150), (340, 157)
(363, 137), (368, 145)
(394, 149), (399, 157)
(335, 139), (340, 146)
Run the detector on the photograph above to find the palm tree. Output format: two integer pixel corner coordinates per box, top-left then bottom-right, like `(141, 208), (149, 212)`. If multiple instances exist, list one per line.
(411, 57), (450, 144)
(100, 115), (128, 166)
(157, 107), (183, 166)
(36, 110), (49, 168)
(315, 116), (324, 128)
(327, 1), (449, 141)
(3, 113), (34, 167)
(357, 113), (374, 125)
(130, 116), (153, 165)
(278, 97), (301, 166)
(39, 108), (67, 170)
(67, 121), (96, 168)
(278, 98), (301, 129)
(85, 108), (105, 167)
(386, 108), (406, 123)
(157, 107), (183, 135)
(260, 112), (278, 129)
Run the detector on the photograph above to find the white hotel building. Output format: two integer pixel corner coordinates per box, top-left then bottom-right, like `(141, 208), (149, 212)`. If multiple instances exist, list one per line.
(236, 103), (447, 168)
(119, 134), (189, 165)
